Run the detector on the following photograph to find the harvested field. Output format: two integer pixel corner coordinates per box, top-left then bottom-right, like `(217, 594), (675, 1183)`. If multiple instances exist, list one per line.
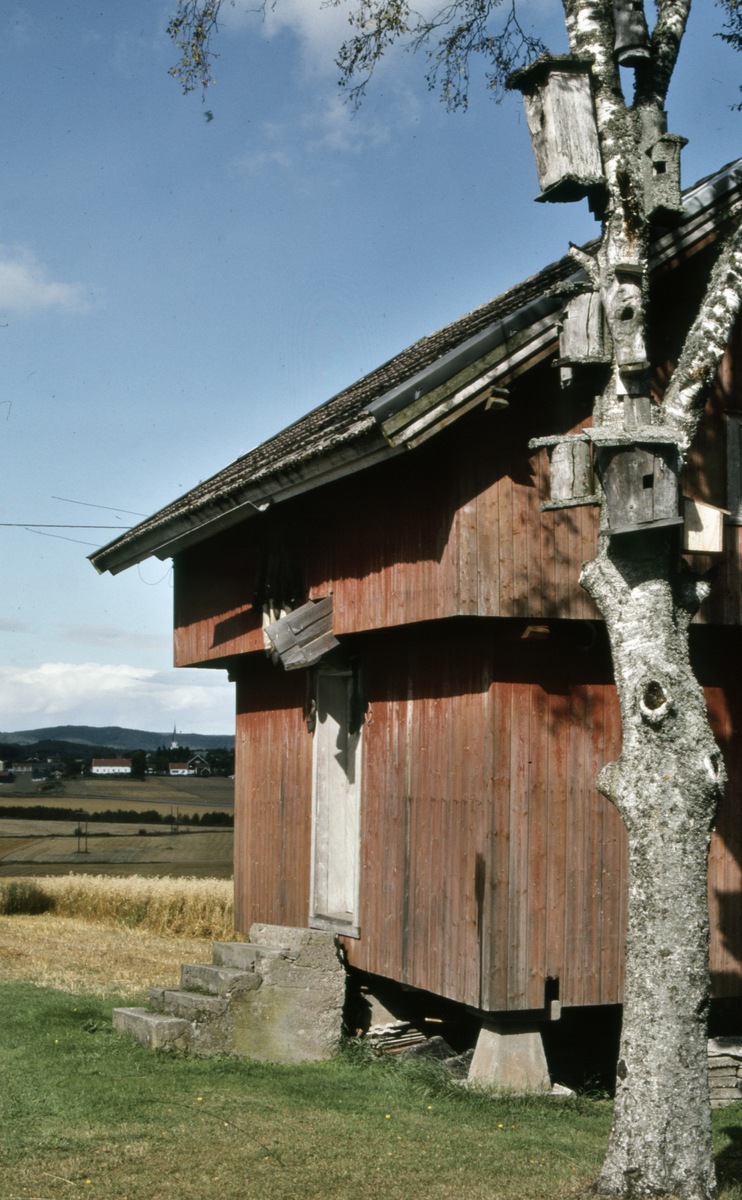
(0, 817), (221, 836)
(0, 818), (233, 878)
(0, 775), (234, 810)
(0, 829), (233, 864)
(0, 874), (236, 938)
(0, 914), (213, 996)
(0, 836), (38, 857)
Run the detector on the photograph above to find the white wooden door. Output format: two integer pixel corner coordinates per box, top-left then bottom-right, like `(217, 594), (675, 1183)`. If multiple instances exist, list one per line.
(310, 670), (361, 937)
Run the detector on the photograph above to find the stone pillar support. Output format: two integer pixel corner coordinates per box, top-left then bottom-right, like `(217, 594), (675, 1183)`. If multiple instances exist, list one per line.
(468, 1022), (550, 1091)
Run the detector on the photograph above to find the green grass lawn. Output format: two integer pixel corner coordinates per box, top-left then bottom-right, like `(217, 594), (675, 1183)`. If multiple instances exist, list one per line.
(2, 982), (742, 1200)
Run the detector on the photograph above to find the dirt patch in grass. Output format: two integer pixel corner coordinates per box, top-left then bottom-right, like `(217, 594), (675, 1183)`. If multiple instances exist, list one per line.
(0, 915), (213, 997)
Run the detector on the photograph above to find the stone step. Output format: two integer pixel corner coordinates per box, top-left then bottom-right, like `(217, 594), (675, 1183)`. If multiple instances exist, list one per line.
(248, 924), (342, 971)
(249, 923), (319, 950)
(212, 942), (282, 970)
(113, 1007), (189, 1050)
(180, 962), (262, 997)
(149, 987), (230, 1021)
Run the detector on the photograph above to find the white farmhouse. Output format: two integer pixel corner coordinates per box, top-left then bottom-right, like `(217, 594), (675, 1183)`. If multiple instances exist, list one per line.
(169, 762), (194, 776)
(91, 758), (131, 775)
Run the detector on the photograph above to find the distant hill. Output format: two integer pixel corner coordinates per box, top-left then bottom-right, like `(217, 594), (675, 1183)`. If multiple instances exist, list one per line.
(0, 725), (235, 751)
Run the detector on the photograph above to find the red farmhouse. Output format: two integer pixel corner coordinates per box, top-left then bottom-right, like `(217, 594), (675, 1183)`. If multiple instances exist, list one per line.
(91, 159), (742, 1063)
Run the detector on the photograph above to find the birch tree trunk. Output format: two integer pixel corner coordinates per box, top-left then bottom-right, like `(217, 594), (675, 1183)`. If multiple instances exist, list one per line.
(557, 1), (742, 1195)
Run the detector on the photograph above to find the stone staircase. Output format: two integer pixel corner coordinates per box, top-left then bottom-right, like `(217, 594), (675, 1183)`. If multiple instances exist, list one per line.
(113, 923), (346, 1063)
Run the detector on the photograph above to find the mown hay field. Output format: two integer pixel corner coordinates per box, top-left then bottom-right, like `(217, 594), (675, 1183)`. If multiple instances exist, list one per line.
(0, 829), (233, 865)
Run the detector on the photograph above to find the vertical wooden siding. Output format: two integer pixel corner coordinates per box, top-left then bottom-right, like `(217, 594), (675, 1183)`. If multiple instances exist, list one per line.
(234, 662), (313, 934)
(174, 382), (601, 668)
(174, 390), (742, 672)
(232, 627), (742, 1008)
(174, 300), (742, 671)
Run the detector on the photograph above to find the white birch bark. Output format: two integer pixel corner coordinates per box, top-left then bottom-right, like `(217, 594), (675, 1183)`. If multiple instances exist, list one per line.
(556, 1), (742, 1195)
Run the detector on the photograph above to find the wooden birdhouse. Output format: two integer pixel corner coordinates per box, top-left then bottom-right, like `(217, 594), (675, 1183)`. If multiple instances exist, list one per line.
(595, 439), (682, 534)
(643, 134), (688, 225)
(605, 264), (649, 376)
(506, 55), (606, 210)
(682, 497), (730, 555)
(555, 290), (610, 387)
(528, 433), (600, 511)
(613, 0), (651, 67)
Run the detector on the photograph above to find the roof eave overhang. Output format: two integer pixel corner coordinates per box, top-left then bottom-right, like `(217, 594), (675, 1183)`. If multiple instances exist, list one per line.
(90, 157), (742, 577)
(90, 428), (402, 575)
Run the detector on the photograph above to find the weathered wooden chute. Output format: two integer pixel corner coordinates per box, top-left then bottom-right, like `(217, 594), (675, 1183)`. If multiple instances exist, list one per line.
(506, 55), (606, 211)
(612, 0), (651, 67)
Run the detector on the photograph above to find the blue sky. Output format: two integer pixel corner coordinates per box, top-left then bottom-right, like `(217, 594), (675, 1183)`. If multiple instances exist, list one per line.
(0, 0), (739, 736)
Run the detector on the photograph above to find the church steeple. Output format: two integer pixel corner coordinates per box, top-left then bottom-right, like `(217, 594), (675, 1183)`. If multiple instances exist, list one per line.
(170, 724), (179, 751)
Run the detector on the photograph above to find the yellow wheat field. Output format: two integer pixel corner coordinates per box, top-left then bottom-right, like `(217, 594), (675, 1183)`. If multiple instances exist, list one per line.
(0, 873), (236, 940)
(0, 914), (215, 997)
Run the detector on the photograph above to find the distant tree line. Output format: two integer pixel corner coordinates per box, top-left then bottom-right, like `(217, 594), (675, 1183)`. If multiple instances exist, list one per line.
(0, 805), (234, 826)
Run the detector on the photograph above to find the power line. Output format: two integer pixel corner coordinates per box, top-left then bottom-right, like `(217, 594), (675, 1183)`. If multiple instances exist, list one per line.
(51, 495), (148, 517)
(22, 528), (104, 547)
(0, 524), (133, 528)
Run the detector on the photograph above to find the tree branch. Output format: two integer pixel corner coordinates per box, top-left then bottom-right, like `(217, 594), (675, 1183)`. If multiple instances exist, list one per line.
(331, 0), (546, 110)
(661, 215), (742, 440)
(634, 0), (691, 109)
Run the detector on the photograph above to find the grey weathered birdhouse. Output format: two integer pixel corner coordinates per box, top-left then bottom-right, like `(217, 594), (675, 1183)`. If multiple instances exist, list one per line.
(613, 0), (651, 67)
(506, 55), (606, 210)
(595, 439), (682, 534)
(605, 264), (649, 376)
(555, 290), (611, 387)
(643, 134), (688, 225)
(528, 433), (600, 511)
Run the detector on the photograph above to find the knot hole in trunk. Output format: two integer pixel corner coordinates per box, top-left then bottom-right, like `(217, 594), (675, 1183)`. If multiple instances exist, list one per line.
(639, 679), (672, 725)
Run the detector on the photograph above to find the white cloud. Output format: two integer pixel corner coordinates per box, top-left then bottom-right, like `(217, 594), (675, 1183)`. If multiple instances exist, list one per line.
(58, 624), (171, 654)
(224, 0), (352, 72)
(233, 84), (419, 180)
(0, 662), (234, 736)
(225, 0), (450, 73)
(0, 246), (88, 314)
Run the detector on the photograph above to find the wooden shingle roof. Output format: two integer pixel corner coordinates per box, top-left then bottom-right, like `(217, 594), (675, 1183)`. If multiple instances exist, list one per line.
(90, 158), (742, 577)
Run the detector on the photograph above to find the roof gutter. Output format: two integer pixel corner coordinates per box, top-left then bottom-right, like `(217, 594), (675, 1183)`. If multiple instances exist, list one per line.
(365, 158), (742, 431)
(365, 293), (564, 426)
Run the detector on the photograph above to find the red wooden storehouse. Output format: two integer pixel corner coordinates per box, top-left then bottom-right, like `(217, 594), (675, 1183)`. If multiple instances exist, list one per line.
(91, 158), (742, 1043)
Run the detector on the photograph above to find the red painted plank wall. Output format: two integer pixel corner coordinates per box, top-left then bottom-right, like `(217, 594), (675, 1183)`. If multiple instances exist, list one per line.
(174, 373), (602, 668)
(233, 665), (312, 935)
(232, 625), (742, 1011)
(173, 332), (742, 671)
